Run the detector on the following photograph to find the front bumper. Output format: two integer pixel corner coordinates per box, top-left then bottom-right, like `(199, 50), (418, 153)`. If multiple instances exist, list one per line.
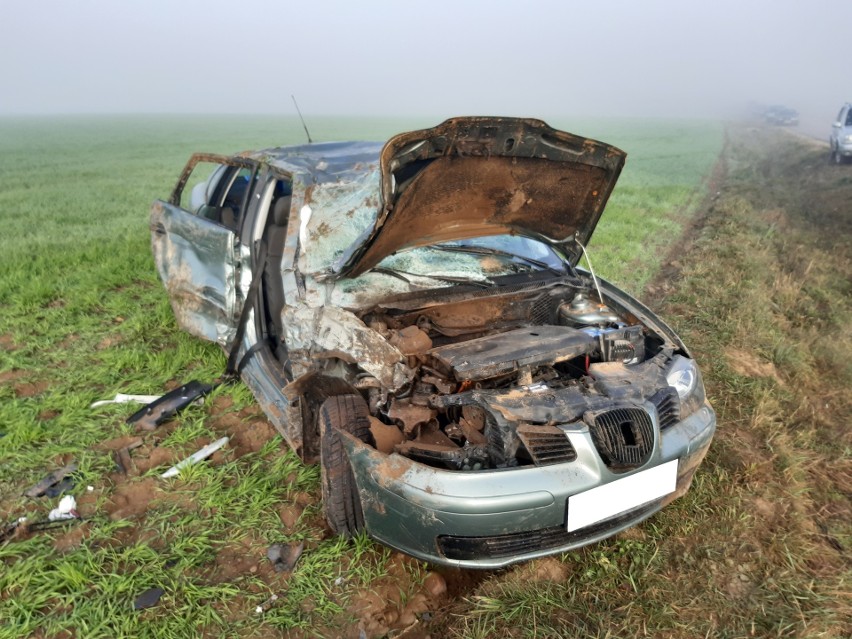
(834, 138), (852, 157)
(343, 402), (716, 568)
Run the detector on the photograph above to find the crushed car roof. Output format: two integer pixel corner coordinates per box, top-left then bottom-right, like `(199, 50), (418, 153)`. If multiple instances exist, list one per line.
(246, 117), (626, 277)
(252, 141), (384, 184)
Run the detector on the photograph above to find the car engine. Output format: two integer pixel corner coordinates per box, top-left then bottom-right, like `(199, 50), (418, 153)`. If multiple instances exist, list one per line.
(355, 279), (677, 471)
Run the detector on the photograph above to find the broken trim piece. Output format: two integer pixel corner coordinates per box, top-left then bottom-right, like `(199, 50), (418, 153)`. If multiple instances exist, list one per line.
(126, 381), (215, 431)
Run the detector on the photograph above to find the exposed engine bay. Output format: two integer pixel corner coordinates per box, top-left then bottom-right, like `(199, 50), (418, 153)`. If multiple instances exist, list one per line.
(350, 277), (681, 472)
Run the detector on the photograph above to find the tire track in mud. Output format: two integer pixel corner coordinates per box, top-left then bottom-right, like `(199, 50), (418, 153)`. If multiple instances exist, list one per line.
(643, 128), (730, 307)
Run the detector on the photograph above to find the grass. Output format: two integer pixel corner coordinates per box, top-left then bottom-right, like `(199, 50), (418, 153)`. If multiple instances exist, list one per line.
(0, 114), (723, 637)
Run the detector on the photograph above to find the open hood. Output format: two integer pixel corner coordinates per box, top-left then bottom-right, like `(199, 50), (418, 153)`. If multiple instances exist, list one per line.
(336, 117), (626, 278)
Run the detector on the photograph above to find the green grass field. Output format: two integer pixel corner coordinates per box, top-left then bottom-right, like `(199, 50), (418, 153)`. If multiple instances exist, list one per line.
(0, 115), (733, 637)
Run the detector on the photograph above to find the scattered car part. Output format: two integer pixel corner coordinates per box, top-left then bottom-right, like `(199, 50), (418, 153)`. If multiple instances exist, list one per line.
(2, 511), (83, 542)
(266, 541), (304, 573)
(160, 437), (229, 478)
(133, 587), (165, 610)
(23, 462), (78, 499)
(90, 393), (162, 409)
(0, 517), (27, 543)
(126, 381), (215, 431)
(255, 593), (279, 614)
(113, 438), (143, 475)
(48, 495), (79, 521)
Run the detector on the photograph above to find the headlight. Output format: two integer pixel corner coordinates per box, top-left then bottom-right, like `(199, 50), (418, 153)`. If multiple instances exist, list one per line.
(844, 134), (852, 143)
(667, 356), (697, 399)
(666, 355), (706, 418)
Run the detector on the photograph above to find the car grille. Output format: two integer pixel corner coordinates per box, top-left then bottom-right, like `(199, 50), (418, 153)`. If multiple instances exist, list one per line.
(437, 500), (662, 561)
(589, 407), (654, 471)
(517, 424), (577, 465)
(650, 387), (680, 430)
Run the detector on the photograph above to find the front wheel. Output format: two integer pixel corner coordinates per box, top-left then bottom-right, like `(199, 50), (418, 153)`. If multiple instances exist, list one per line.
(318, 394), (374, 537)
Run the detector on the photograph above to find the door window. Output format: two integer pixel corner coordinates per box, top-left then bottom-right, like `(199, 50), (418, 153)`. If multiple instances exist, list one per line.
(171, 155), (257, 231)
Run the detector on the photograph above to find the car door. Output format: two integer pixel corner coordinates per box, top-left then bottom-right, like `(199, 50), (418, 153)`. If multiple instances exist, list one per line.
(150, 154), (258, 347)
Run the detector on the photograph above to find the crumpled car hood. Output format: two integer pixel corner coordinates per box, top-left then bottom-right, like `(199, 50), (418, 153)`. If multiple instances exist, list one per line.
(336, 117), (626, 278)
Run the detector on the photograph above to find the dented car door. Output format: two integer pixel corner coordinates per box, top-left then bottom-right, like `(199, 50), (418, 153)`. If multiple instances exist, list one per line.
(150, 154), (257, 346)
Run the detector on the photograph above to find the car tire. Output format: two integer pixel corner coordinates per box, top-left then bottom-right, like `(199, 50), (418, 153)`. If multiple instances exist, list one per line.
(319, 394), (374, 537)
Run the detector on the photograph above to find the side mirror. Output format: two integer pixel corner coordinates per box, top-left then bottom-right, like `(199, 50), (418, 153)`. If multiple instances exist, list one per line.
(833, 121), (842, 128)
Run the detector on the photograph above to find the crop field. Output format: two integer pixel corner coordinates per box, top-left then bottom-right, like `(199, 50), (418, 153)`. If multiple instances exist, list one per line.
(1, 117), (847, 638)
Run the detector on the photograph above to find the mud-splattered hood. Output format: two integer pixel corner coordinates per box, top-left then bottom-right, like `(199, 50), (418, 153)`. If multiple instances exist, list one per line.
(336, 117), (626, 277)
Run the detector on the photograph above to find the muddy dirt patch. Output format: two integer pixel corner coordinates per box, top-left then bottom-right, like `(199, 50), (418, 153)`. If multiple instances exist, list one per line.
(0, 369), (26, 385)
(210, 535), (272, 583)
(13, 379), (50, 398)
(133, 446), (178, 474)
(0, 333), (20, 351)
(97, 435), (144, 452)
(206, 398), (276, 457)
(228, 419), (276, 457)
(725, 347), (783, 384)
(526, 557), (571, 583)
(53, 522), (91, 552)
(105, 477), (160, 521)
(278, 504), (303, 530)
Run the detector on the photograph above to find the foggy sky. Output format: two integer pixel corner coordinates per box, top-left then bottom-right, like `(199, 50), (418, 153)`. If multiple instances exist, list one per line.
(1, 0), (849, 121)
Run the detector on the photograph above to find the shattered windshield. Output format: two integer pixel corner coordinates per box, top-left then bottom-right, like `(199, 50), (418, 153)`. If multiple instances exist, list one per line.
(332, 235), (567, 306)
(378, 235), (566, 281)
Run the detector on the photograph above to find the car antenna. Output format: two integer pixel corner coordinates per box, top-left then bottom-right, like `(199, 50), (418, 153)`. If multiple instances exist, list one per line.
(291, 95), (313, 144)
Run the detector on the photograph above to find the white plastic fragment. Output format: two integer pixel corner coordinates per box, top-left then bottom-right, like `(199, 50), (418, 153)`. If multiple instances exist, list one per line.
(255, 593), (279, 614)
(86, 485), (94, 492)
(160, 437), (229, 479)
(90, 393), (162, 408)
(48, 495), (78, 521)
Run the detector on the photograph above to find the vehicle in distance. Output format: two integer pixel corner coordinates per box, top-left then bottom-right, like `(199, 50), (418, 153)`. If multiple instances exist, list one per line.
(830, 103), (852, 164)
(150, 117), (716, 568)
(764, 105), (799, 126)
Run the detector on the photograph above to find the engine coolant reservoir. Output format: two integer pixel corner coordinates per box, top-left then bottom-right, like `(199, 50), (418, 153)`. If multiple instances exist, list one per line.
(558, 292), (620, 327)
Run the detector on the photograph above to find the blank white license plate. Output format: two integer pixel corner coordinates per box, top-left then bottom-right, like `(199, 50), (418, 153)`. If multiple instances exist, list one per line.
(567, 459), (678, 532)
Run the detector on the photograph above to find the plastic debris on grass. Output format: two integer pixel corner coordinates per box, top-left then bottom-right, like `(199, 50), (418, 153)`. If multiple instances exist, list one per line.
(90, 393), (162, 408)
(160, 437), (229, 479)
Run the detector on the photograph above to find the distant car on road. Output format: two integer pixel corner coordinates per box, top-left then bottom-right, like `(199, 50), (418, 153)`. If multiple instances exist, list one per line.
(150, 116), (716, 568)
(830, 103), (852, 164)
(764, 105), (799, 126)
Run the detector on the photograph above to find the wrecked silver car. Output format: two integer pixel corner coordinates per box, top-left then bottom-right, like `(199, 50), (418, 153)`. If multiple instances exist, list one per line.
(150, 117), (716, 568)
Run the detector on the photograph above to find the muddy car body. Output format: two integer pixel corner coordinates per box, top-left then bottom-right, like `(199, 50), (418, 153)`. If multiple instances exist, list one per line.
(150, 117), (716, 568)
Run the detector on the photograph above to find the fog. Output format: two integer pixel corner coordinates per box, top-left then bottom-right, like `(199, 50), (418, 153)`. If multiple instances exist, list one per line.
(2, 0), (849, 125)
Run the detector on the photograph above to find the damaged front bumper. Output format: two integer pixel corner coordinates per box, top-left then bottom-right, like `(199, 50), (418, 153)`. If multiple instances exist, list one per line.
(343, 402), (716, 569)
